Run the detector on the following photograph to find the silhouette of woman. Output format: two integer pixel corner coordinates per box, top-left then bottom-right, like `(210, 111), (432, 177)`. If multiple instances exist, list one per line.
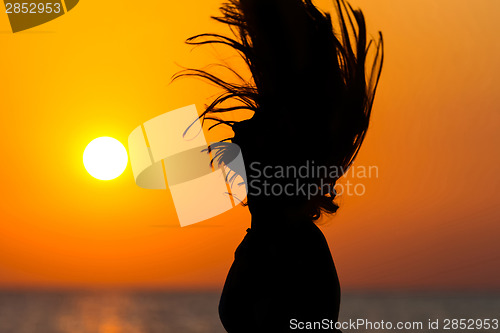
(177, 0), (383, 331)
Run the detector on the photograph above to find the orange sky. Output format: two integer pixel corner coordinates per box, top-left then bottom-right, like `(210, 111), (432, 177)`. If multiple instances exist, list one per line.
(0, 0), (499, 291)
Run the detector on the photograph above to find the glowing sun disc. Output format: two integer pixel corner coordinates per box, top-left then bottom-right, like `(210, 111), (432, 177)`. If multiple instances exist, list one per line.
(83, 137), (128, 180)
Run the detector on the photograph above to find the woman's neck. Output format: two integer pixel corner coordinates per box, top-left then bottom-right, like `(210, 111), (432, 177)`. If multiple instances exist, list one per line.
(249, 207), (312, 232)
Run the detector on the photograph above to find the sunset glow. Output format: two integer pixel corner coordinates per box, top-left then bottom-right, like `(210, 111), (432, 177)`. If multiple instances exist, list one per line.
(83, 137), (128, 181)
(0, 0), (498, 291)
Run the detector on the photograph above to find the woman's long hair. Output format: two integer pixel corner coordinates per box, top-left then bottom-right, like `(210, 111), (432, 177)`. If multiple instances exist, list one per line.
(174, 0), (384, 220)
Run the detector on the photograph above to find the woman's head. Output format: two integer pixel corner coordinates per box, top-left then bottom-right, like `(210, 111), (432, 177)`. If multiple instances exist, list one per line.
(176, 0), (384, 220)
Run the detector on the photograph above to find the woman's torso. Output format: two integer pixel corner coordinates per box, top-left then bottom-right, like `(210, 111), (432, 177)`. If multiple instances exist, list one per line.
(219, 220), (341, 332)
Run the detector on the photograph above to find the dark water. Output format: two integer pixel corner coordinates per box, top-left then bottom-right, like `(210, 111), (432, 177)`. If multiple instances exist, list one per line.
(0, 291), (498, 332)
(339, 292), (500, 333)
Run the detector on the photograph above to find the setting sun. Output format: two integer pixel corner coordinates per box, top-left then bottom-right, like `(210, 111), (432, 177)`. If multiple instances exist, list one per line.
(83, 137), (128, 180)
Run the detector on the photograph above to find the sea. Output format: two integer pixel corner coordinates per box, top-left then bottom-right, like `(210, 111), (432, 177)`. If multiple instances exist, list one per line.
(0, 290), (498, 333)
